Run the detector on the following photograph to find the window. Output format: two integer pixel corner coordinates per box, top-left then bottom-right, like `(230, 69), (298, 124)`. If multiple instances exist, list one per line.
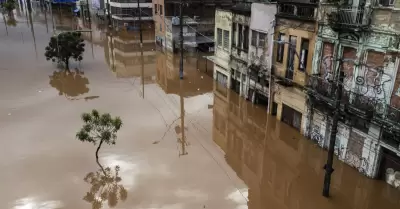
(217, 28), (222, 47)
(251, 30), (257, 46)
(160, 5), (163, 15)
(238, 24), (243, 49)
(223, 30), (229, 49)
(277, 33), (285, 63)
(258, 33), (266, 48)
(299, 38), (309, 71)
(154, 4), (158, 14)
(243, 26), (249, 50)
(379, 0), (395, 6)
(232, 23), (236, 47)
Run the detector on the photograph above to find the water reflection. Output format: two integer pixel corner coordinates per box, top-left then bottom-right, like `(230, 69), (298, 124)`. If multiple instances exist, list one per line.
(155, 51), (212, 97)
(83, 161), (128, 209)
(103, 29), (156, 81)
(212, 87), (400, 209)
(48, 69), (90, 100)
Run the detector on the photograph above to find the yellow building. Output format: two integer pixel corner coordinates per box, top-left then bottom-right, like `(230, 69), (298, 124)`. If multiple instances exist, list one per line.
(271, 1), (318, 135)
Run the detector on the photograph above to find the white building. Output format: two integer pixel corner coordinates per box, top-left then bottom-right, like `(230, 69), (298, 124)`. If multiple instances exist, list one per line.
(209, 9), (232, 99)
(246, 2), (276, 108)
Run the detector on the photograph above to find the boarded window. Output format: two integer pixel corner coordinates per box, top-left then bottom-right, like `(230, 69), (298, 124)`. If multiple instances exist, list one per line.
(365, 51), (384, 86)
(342, 47), (357, 80)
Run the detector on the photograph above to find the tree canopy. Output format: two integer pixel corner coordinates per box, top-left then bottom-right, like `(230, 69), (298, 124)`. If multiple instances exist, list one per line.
(76, 109), (123, 159)
(1, 0), (16, 14)
(45, 31), (85, 70)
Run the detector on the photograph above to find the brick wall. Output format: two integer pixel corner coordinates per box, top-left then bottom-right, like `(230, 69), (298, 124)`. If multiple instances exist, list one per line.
(320, 42), (334, 76)
(342, 47), (357, 79)
(366, 51), (385, 86)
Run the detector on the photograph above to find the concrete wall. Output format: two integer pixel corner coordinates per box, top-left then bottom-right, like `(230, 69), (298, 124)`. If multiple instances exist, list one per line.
(308, 109), (381, 178)
(249, 3), (276, 70)
(214, 9), (233, 87)
(153, 0), (166, 47)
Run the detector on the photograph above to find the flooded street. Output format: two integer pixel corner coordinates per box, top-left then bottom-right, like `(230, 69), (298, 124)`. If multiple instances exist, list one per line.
(1, 6), (400, 209)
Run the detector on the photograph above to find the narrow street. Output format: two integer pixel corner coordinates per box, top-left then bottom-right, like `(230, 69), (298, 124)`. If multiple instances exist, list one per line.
(0, 5), (399, 209)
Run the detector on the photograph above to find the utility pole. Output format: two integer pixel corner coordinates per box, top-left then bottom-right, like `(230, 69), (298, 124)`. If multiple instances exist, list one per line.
(26, 0), (32, 13)
(137, 0), (142, 44)
(179, 79), (186, 156)
(85, 0), (91, 23)
(137, 0), (144, 98)
(322, 62), (344, 197)
(179, 0), (184, 79)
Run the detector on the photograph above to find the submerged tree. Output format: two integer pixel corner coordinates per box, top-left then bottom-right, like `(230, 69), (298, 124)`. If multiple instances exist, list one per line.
(2, 0), (16, 15)
(76, 109), (122, 159)
(45, 31), (85, 70)
(83, 162), (128, 209)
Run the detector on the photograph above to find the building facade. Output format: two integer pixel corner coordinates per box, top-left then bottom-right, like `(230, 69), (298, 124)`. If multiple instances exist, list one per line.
(108, 0), (153, 29)
(247, 2), (276, 109)
(212, 8), (233, 100)
(230, 3), (251, 96)
(271, 0), (317, 135)
(306, 0), (400, 187)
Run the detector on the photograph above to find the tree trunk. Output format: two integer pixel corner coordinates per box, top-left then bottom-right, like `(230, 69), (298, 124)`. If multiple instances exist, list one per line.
(65, 58), (69, 70)
(95, 140), (104, 160)
(96, 157), (106, 176)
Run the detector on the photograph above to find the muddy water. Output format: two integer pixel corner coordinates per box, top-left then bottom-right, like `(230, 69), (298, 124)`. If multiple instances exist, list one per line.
(1, 7), (400, 209)
(213, 87), (400, 209)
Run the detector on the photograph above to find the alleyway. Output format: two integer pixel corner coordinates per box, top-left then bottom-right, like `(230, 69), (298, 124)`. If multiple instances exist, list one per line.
(0, 6), (399, 209)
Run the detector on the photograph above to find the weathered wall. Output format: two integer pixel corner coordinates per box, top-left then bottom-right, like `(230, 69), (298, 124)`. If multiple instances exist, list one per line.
(249, 3), (276, 69)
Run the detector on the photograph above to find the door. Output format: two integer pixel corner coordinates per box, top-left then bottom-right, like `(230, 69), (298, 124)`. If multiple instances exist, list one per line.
(286, 35), (297, 80)
(282, 104), (302, 131)
(379, 148), (400, 188)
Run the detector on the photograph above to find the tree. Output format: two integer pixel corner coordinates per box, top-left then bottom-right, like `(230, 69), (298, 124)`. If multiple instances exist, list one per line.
(45, 32), (85, 70)
(76, 109), (122, 159)
(83, 162), (127, 209)
(2, 0), (16, 15)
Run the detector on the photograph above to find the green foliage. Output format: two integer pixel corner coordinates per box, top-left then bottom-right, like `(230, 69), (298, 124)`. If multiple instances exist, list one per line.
(83, 165), (128, 209)
(76, 109), (122, 147)
(2, 0), (16, 13)
(45, 32), (85, 70)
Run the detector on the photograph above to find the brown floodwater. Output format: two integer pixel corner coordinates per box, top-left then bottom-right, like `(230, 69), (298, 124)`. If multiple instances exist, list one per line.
(0, 7), (399, 209)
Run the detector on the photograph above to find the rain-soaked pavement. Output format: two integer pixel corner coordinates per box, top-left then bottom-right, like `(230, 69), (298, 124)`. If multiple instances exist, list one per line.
(1, 6), (400, 209)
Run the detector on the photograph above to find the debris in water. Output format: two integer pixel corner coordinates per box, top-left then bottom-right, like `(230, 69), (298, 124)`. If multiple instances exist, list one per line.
(7, 113), (11, 116)
(197, 88), (200, 91)
(38, 90), (42, 93)
(201, 76), (203, 79)
(153, 141), (160, 144)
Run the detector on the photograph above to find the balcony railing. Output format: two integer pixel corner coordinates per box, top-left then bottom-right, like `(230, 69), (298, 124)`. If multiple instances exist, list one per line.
(327, 6), (371, 31)
(277, 4), (316, 20)
(307, 75), (336, 99)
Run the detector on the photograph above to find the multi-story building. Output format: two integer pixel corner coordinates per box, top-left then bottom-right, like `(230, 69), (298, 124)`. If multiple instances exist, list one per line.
(153, 0), (232, 51)
(211, 8), (233, 100)
(108, 0), (153, 29)
(247, 2), (276, 109)
(229, 3), (251, 96)
(307, 0), (400, 186)
(271, 0), (317, 134)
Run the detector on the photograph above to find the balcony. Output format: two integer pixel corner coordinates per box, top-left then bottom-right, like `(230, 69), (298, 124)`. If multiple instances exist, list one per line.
(277, 3), (317, 21)
(326, 6), (371, 32)
(307, 75), (336, 100)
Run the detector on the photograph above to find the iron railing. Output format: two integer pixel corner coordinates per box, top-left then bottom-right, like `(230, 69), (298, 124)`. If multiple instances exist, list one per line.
(277, 4), (316, 20)
(327, 6), (371, 30)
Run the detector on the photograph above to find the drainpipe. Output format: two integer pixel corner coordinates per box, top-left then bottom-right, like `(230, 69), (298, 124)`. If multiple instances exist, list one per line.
(267, 21), (275, 114)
